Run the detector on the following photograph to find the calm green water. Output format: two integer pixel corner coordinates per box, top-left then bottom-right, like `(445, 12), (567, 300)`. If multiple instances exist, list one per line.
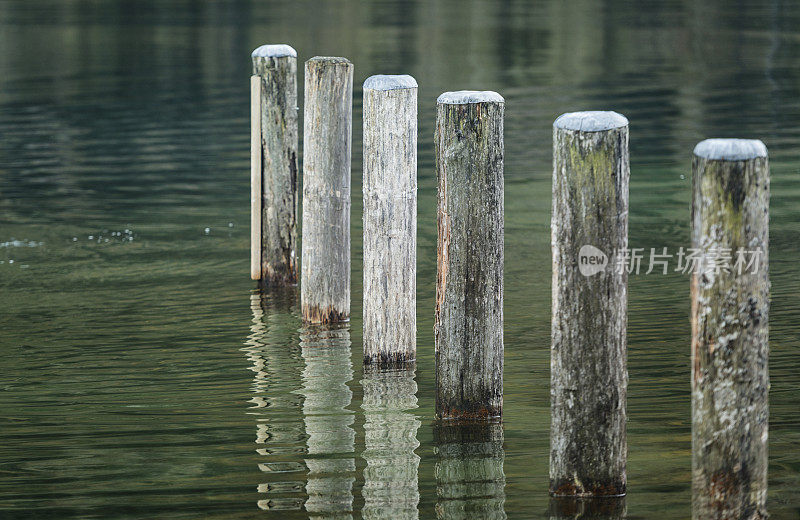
(1, 0), (799, 518)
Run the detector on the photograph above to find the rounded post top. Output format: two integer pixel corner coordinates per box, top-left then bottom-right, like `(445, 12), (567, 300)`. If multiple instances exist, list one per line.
(251, 44), (297, 58)
(307, 56), (351, 65)
(693, 138), (768, 161)
(364, 74), (418, 91)
(554, 111), (628, 132)
(437, 90), (504, 105)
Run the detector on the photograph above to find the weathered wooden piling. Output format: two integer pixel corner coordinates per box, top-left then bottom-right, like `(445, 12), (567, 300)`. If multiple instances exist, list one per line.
(301, 57), (353, 323)
(251, 44), (299, 285)
(690, 139), (769, 520)
(362, 74), (418, 366)
(434, 90), (504, 420)
(550, 111), (629, 497)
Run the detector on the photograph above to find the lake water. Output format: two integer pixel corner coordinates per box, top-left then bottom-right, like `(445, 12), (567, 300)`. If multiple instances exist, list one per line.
(1, 0), (799, 518)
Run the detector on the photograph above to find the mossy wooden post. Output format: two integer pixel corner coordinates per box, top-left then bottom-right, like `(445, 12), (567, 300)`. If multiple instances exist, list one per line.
(691, 139), (770, 520)
(362, 75), (418, 366)
(434, 90), (504, 420)
(550, 111), (629, 497)
(301, 57), (353, 323)
(251, 44), (299, 285)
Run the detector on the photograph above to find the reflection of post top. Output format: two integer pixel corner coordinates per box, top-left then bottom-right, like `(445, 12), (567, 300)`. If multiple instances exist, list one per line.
(693, 138), (768, 161)
(437, 90), (504, 105)
(554, 111), (628, 132)
(251, 44), (297, 58)
(364, 74), (418, 91)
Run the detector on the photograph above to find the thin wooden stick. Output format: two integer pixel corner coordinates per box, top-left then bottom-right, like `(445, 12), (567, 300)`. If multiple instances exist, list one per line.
(250, 75), (262, 281)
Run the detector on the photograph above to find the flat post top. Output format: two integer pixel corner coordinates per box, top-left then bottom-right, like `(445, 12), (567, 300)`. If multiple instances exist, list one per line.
(306, 56), (351, 66)
(554, 111), (628, 132)
(251, 44), (297, 58)
(693, 138), (768, 161)
(364, 74), (418, 91)
(437, 90), (504, 105)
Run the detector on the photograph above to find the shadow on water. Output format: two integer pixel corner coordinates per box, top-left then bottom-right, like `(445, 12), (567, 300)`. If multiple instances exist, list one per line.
(361, 365), (421, 519)
(434, 422), (507, 520)
(546, 496), (626, 519)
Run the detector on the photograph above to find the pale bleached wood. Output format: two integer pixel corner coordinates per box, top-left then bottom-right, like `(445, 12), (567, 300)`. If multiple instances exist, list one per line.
(250, 75), (262, 280)
(550, 111), (629, 497)
(301, 57), (353, 323)
(691, 139), (769, 520)
(362, 74), (418, 366)
(434, 91), (504, 420)
(251, 44), (299, 286)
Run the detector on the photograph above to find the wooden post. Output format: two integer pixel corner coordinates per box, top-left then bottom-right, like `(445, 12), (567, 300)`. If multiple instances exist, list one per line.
(434, 422), (506, 519)
(690, 139), (769, 520)
(434, 90), (504, 420)
(251, 44), (299, 285)
(301, 57), (353, 323)
(550, 111), (629, 497)
(361, 366), (421, 519)
(362, 75), (418, 366)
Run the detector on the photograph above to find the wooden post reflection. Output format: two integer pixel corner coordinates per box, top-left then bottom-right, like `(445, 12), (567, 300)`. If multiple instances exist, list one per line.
(245, 290), (306, 512)
(547, 496), (626, 519)
(361, 366), (421, 519)
(434, 422), (506, 520)
(300, 323), (355, 519)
